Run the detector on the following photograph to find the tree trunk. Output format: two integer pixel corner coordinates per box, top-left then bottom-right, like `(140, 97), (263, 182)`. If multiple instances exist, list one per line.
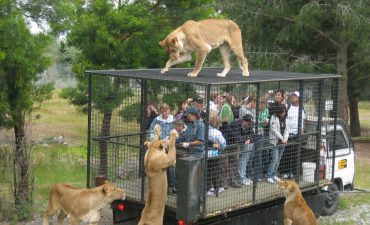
(13, 112), (31, 210)
(347, 72), (361, 136)
(336, 39), (349, 123)
(348, 96), (361, 136)
(98, 111), (112, 177)
(97, 77), (122, 178)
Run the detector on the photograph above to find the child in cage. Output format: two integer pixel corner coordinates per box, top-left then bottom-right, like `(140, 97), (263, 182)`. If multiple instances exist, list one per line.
(206, 112), (227, 196)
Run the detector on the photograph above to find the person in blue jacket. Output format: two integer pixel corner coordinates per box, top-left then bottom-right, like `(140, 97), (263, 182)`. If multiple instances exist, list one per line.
(148, 103), (174, 141)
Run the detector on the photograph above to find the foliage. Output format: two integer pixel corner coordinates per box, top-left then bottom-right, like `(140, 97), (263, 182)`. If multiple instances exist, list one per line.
(59, 0), (218, 112)
(228, 0), (370, 70)
(60, 1), (153, 114)
(0, 1), (53, 127)
(18, 0), (75, 35)
(47, 0), (217, 176)
(0, 0), (54, 219)
(218, 0), (370, 135)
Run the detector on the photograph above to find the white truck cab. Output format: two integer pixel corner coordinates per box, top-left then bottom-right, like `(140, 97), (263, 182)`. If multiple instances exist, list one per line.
(324, 122), (355, 189)
(305, 118), (355, 215)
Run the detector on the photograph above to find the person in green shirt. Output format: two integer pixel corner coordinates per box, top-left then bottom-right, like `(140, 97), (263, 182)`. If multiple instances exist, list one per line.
(219, 93), (234, 125)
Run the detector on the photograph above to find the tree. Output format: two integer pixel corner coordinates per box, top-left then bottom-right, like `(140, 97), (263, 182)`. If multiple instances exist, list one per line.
(60, 0), (152, 177)
(218, 0), (370, 136)
(0, 0), (53, 218)
(58, 0), (217, 178)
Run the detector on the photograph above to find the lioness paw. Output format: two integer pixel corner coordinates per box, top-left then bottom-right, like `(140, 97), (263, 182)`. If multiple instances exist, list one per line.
(161, 68), (169, 74)
(217, 72), (227, 77)
(154, 124), (161, 140)
(187, 72), (198, 77)
(170, 129), (179, 138)
(242, 70), (250, 77)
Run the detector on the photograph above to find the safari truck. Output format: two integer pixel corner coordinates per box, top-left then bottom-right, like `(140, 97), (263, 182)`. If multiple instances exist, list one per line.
(85, 68), (355, 225)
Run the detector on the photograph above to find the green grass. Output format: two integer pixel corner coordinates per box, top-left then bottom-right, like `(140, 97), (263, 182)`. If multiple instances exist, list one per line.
(354, 159), (370, 190)
(352, 136), (370, 142)
(28, 90), (88, 213)
(0, 144), (87, 221)
(32, 145), (87, 213)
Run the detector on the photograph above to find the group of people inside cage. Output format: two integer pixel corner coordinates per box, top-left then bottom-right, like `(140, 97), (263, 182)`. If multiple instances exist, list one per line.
(145, 89), (306, 196)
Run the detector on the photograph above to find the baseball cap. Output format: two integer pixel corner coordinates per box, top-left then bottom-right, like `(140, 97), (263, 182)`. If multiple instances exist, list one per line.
(292, 91), (300, 97)
(192, 96), (204, 104)
(184, 106), (198, 116)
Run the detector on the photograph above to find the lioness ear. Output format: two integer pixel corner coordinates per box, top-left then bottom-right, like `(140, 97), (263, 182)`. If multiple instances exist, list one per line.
(159, 140), (166, 149)
(103, 185), (110, 194)
(172, 37), (178, 45)
(144, 141), (151, 147)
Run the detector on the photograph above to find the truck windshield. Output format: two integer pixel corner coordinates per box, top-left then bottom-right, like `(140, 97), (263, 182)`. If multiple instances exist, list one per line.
(327, 130), (350, 154)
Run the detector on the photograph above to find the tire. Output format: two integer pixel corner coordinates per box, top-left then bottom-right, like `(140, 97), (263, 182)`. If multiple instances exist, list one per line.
(321, 183), (339, 216)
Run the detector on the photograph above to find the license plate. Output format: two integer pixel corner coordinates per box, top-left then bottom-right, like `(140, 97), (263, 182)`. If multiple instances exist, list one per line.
(338, 159), (347, 169)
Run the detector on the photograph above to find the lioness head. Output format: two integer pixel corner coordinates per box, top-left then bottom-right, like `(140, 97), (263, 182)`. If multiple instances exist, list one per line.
(159, 37), (182, 60)
(102, 182), (126, 200)
(144, 140), (166, 152)
(278, 180), (300, 197)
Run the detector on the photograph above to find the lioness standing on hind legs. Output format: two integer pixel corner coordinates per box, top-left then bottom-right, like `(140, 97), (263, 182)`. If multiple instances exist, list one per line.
(138, 125), (178, 225)
(159, 19), (249, 77)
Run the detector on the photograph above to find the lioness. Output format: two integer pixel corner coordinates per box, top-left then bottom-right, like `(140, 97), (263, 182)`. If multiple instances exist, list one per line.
(159, 19), (249, 77)
(138, 126), (178, 225)
(43, 181), (125, 225)
(278, 180), (318, 225)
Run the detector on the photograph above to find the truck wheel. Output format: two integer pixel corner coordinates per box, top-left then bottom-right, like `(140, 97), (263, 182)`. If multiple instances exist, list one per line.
(321, 183), (339, 216)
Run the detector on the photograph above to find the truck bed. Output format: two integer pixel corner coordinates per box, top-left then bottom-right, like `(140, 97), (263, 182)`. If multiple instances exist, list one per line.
(118, 177), (328, 217)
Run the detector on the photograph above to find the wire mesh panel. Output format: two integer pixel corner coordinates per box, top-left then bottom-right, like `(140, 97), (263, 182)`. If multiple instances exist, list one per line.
(88, 75), (143, 201)
(87, 68), (339, 219)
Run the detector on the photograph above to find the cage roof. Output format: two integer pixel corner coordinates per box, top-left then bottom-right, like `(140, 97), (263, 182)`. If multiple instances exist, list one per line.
(86, 68), (341, 85)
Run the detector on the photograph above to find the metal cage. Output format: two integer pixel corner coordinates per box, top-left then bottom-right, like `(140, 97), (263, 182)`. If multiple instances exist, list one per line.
(86, 68), (340, 219)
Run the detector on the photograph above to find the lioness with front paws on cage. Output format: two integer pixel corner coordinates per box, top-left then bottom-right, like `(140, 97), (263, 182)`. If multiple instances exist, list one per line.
(138, 125), (178, 225)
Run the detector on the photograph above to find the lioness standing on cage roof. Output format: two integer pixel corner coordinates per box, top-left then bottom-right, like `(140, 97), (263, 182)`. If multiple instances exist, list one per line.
(159, 19), (249, 77)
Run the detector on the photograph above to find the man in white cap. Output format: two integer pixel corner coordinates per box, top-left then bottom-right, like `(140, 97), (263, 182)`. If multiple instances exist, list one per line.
(286, 91), (306, 135)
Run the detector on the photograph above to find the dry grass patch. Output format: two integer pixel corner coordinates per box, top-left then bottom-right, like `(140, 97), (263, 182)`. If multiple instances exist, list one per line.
(30, 89), (87, 146)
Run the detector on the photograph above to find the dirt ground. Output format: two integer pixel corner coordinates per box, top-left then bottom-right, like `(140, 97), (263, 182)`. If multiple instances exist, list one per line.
(354, 142), (370, 158)
(10, 142), (370, 225)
